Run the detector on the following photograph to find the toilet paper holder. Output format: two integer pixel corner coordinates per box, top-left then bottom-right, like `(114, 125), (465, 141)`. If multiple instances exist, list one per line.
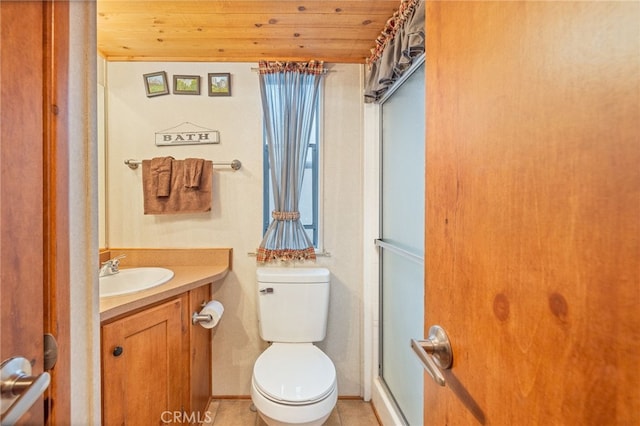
(192, 301), (211, 325)
(191, 312), (213, 325)
(191, 300), (224, 328)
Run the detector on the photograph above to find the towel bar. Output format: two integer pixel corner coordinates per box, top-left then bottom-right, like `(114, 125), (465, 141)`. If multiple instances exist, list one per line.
(124, 158), (241, 171)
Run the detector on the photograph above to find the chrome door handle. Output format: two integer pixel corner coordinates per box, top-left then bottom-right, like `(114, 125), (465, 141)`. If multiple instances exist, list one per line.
(1, 357), (51, 426)
(411, 325), (453, 386)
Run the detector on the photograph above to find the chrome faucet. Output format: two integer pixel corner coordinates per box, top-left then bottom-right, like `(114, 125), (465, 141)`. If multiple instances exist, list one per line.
(99, 254), (126, 277)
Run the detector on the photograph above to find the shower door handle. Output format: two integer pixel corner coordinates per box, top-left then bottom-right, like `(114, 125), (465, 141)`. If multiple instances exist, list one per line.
(1, 357), (51, 425)
(411, 325), (453, 387)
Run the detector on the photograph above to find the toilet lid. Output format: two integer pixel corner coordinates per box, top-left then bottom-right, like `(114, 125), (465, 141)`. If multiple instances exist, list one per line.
(253, 343), (336, 404)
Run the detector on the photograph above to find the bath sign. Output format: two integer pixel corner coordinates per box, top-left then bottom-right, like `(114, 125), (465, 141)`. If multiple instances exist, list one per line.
(155, 122), (220, 146)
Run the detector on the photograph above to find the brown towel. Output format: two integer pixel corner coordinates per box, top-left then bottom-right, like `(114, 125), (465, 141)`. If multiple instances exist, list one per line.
(149, 156), (174, 197)
(183, 158), (204, 188)
(143, 159), (213, 215)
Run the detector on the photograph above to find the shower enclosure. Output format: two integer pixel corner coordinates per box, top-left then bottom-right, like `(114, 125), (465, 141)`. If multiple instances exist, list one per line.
(378, 59), (425, 425)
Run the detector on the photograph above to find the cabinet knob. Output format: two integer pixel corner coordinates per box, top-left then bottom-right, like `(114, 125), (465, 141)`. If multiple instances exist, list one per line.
(112, 346), (123, 357)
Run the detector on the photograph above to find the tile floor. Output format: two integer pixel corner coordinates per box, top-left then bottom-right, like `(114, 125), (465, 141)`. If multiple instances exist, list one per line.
(203, 398), (381, 426)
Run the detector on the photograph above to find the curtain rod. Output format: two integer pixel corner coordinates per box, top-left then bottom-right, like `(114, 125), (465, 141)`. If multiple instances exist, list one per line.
(250, 67), (334, 73)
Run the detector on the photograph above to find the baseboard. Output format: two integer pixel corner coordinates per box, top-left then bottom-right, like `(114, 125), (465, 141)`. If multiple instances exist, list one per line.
(211, 395), (252, 399)
(371, 378), (406, 426)
(370, 400), (385, 426)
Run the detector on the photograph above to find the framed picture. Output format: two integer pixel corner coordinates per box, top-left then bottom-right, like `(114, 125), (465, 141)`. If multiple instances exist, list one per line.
(208, 73), (231, 97)
(173, 74), (201, 95)
(143, 71), (169, 97)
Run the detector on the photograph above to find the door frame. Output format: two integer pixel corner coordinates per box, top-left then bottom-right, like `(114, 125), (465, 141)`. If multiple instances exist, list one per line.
(65, 1), (102, 423)
(43, 1), (71, 422)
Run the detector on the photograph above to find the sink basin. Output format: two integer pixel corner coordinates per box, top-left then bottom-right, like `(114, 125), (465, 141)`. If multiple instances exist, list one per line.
(100, 267), (174, 297)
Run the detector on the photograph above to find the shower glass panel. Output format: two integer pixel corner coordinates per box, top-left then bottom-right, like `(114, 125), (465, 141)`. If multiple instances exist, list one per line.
(379, 61), (425, 426)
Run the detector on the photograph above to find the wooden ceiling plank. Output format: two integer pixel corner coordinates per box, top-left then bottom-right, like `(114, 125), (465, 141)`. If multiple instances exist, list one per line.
(98, 27), (378, 40)
(98, 1), (399, 16)
(98, 12), (390, 28)
(99, 39), (372, 52)
(101, 52), (368, 64)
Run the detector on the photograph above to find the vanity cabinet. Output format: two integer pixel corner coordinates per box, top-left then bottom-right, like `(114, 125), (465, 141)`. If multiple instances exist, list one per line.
(101, 284), (212, 425)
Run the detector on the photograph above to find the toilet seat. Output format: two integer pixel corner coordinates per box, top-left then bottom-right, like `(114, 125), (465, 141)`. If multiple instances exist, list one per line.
(253, 343), (336, 405)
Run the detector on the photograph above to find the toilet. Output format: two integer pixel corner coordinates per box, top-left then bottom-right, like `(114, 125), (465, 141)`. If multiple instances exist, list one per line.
(251, 267), (338, 426)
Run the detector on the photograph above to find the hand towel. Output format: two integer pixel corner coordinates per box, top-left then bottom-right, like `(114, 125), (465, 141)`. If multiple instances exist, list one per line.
(183, 158), (204, 188)
(143, 159), (213, 215)
(151, 156), (174, 197)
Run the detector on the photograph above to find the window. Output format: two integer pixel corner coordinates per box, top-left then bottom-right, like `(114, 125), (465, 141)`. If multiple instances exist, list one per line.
(263, 96), (321, 248)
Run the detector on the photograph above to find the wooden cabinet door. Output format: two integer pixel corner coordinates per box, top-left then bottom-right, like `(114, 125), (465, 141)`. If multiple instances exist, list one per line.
(424, 2), (639, 425)
(102, 296), (187, 425)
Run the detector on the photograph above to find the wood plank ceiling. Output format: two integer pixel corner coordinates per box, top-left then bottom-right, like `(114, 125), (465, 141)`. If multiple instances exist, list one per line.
(97, 1), (400, 64)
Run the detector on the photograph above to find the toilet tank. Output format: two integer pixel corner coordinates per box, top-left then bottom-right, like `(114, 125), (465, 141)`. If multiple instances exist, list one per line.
(256, 267), (330, 343)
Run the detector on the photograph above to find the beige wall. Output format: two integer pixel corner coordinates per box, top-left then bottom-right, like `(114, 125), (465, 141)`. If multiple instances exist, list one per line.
(104, 62), (364, 396)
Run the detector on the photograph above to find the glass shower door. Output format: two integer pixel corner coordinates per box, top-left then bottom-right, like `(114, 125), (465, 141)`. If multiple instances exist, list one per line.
(379, 61), (425, 426)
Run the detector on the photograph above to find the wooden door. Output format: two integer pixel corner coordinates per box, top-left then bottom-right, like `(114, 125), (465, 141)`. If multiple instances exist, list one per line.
(424, 2), (639, 425)
(101, 297), (187, 425)
(1, 1), (70, 424)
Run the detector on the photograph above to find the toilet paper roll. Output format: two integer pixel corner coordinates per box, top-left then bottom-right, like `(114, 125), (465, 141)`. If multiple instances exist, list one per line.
(198, 300), (224, 329)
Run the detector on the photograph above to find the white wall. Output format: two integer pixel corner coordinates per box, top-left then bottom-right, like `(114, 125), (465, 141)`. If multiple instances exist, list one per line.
(104, 62), (364, 396)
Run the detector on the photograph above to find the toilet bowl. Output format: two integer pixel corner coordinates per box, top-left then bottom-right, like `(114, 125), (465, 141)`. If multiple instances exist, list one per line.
(251, 343), (338, 426)
(251, 343), (337, 426)
(251, 268), (337, 426)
